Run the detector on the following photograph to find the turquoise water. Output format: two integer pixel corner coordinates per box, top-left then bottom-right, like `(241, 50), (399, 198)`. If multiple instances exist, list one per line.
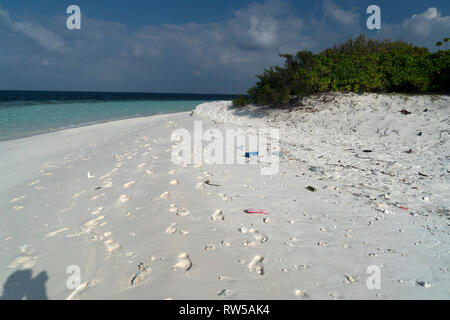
(0, 91), (236, 141)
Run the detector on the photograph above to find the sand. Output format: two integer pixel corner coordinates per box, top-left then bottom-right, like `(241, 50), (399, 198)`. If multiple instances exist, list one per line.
(0, 93), (449, 300)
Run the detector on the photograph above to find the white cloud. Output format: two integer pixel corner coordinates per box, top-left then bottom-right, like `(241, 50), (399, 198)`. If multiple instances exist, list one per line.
(0, 5), (66, 53)
(323, 0), (359, 26)
(401, 7), (450, 38)
(0, 1), (448, 93)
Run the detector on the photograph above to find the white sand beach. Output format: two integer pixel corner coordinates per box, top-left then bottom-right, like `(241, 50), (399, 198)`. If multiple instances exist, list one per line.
(0, 93), (449, 299)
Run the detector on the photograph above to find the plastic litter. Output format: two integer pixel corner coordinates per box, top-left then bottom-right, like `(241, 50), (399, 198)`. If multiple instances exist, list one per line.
(204, 180), (220, 187)
(245, 152), (259, 158)
(305, 186), (318, 192)
(399, 206), (409, 210)
(245, 209), (269, 215)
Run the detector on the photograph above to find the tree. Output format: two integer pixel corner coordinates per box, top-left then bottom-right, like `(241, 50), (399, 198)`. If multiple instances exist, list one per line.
(436, 41), (443, 50)
(444, 37), (449, 50)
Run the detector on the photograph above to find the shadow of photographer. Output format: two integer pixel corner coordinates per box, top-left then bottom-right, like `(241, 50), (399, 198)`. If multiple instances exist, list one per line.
(0, 269), (48, 300)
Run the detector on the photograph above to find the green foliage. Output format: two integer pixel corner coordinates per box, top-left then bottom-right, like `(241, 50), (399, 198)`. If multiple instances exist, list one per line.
(232, 95), (252, 107)
(240, 35), (449, 106)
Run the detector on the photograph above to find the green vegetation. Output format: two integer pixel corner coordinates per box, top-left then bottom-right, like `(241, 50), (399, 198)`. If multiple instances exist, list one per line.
(234, 35), (450, 107)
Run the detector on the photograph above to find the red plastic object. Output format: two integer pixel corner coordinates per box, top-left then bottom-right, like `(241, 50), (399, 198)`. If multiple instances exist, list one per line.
(245, 209), (269, 215)
(399, 206), (409, 210)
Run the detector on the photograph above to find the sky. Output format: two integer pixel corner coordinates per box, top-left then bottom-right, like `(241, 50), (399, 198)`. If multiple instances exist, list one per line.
(0, 0), (449, 94)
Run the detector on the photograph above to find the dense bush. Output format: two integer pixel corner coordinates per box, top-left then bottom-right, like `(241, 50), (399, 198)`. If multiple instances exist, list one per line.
(233, 35), (450, 107)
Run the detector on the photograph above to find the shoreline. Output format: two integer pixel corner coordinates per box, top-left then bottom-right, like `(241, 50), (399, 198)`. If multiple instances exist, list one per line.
(0, 110), (194, 143)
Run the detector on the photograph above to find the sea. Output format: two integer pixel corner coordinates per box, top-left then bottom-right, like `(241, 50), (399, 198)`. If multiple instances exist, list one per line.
(0, 90), (236, 141)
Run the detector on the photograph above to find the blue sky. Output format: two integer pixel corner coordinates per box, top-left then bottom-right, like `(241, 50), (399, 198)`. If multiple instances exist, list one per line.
(0, 0), (449, 93)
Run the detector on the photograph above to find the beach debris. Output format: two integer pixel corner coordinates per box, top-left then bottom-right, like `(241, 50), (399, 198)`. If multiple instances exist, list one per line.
(217, 289), (232, 297)
(204, 180), (220, 187)
(418, 172), (429, 177)
(130, 262), (151, 286)
(245, 152), (259, 158)
(400, 109), (411, 115)
(94, 186), (102, 190)
(263, 217), (271, 224)
(344, 274), (356, 283)
(245, 209), (269, 215)
(399, 206), (409, 211)
(309, 167), (319, 172)
(415, 281), (431, 288)
(305, 186), (318, 192)
(362, 149), (373, 153)
(173, 253), (192, 272)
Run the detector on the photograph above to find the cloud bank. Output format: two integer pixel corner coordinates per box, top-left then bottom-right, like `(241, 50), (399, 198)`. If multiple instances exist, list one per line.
(0, 1), (448, 93)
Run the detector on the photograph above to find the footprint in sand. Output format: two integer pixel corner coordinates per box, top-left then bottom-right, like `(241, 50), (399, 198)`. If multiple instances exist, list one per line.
(166, 223), (177, 235)
(168, 169), (176, 175)
(130, 262), (151, 286)
(173, 253), (192, 272)
(160, 191), (170, 199)
(73, 191), (86, 199)
(91, 193), (106, 201)
(176, 208), (190, 217)
(103, 180), (113, 188)
(221, 241), (231, 247)
(204, 244), (216, 251)
(217, 289), (233, 297)
(90, 207), (103, 215)
(138, 163), (146, 169)
(169, 179), (178, 185)
(146, 170), (154, 175)
(44, 227), (69, 239)
(69, 215), (105, 237)
(196, 182), (206, 189)
(119, 195), (130, 203)
(8, 256), (38, 269)
(12, 206), (24, 211)
(219, 193), (232, 202)
(123, 181), (135, 189)
(248, 256), (264, 276)
(28, 180), (40, 186)
(239, 227), (268, 247)
(10, 195), (26, 203)
(104, 238), (121, 255)
(65, 281), (95, 300)
(295, 289), (309, 299)
(211, 209), (224, 221)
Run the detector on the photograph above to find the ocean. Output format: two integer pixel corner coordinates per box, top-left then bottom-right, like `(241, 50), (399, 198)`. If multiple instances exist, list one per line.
(0, 90), (236, 141)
